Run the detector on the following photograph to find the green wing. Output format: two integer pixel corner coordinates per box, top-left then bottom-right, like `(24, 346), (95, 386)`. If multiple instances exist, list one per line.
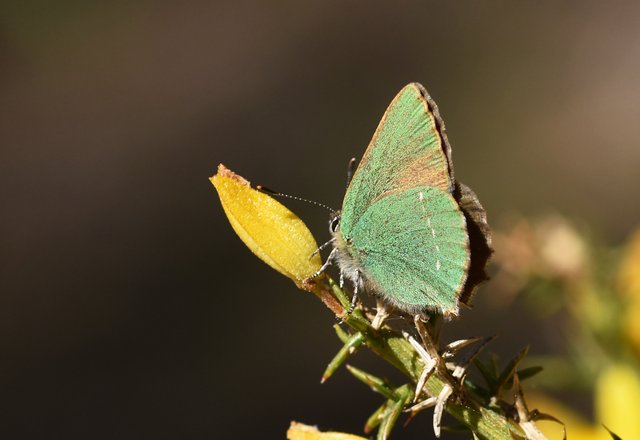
(341, 83), (455, 235)
(348, 186), (469, 314)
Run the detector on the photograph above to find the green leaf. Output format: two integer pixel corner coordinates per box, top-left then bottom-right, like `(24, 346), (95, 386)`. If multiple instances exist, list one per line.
(333, 324), (351, 344)
(346, 365), (398, 400)
(474, 358), (498, 389)
(364, 402), (388, 434)
(377, 385), (412, 440)
(517, 366), (544, 382)
(322, 332), (365, 383)
(495, 347), (529, 396)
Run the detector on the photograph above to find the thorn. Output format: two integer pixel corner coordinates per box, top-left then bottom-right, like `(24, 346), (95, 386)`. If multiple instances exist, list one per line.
(513, 373), (548, 440)
(531, 410), (566, 439)
(413, 354), (437, 402)
(433, 384), (453, 438)
(371, 299), (390, 330)
(442, 336), (483, 358)
(404, 326), (441, 401)
(446, 335), (496, 387)
(405, 396), (437, 414)
(403, 331), (434, 365)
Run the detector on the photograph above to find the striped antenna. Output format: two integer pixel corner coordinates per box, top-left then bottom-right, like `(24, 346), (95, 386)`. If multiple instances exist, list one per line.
(256, 185), (337, 216)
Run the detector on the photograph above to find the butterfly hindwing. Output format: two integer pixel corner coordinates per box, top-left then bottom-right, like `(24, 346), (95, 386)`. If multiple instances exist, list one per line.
(347, 186), (469, 314)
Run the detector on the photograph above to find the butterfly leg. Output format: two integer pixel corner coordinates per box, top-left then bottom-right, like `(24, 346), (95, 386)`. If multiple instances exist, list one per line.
(335, 270), (360, 323)
(310, 237), (336, 259)
(347, 270), (361, 315)
(308, 247), (338, 280)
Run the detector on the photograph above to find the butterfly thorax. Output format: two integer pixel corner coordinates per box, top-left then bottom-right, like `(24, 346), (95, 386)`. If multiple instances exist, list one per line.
(332, 228), (367, 289)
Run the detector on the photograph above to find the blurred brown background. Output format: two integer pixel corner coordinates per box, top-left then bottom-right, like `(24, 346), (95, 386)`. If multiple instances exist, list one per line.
(1, 1), (639, 438)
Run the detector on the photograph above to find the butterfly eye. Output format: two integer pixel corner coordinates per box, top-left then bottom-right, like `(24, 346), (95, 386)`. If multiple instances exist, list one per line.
(329, 216), (340, 233)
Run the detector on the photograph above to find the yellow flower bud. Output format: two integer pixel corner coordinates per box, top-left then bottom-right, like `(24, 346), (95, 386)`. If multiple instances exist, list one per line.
(287, 422), (368, 440)
(210, 164), (322, 287)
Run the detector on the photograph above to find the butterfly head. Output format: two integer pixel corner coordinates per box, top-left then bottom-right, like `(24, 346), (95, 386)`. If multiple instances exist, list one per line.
(328, 213), (341, 234)
(329, 212), (354, 246)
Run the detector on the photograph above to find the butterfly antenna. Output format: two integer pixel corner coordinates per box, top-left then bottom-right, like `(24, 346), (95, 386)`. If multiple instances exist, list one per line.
(345, 157), (357, 189)
(256, 185), (337, 216)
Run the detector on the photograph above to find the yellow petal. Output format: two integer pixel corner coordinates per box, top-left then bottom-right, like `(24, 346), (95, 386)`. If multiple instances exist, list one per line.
(596, 364), (640, 439)
(210, 164), (322, 286)
(287, 422), (368, 440)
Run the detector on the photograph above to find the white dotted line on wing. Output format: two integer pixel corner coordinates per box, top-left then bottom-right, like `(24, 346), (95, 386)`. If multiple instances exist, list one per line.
(419, 191), (441, 272)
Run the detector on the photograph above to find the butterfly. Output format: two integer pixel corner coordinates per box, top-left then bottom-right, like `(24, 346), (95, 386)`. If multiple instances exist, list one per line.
(317, 83), (492, 316)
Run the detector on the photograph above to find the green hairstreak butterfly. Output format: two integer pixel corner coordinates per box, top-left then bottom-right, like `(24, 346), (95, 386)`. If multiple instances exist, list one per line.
(321, 83), (492, 316)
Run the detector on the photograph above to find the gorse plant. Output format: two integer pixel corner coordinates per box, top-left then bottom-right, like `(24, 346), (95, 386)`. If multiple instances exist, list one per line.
(210, 84), (635, 440)
(211, 165), (638, 439)
(211, 165), (554, 439)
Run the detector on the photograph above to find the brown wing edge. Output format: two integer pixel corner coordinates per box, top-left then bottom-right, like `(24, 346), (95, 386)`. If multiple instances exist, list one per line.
(413, 82), (456, 194)
(454, 182), (493, 307)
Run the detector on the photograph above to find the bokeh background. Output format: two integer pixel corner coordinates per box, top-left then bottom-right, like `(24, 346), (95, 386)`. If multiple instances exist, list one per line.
(2, 1), (640, 439)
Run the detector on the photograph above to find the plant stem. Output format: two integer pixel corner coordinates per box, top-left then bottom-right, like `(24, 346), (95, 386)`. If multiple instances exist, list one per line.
(307, 275), (543, 440)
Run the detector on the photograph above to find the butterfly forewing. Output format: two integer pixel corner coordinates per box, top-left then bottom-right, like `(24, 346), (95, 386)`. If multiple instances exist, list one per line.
(340, 83), (454, 235)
